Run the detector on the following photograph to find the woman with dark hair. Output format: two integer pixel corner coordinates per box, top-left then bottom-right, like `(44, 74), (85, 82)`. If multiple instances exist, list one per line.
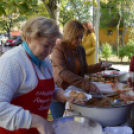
(82, 22), (96, 65)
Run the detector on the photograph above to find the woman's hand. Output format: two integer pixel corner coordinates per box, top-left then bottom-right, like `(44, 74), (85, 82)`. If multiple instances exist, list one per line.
(101, 62), (112, 70)
(31, 114), (55, 134)
(127, 77), (134, 91)
(89, 83), (100, 93)
(120, 94), (134, 101)
(65, 96), (86, 104)
(83, 25), (88, 34)
(127, 77), (133, 88)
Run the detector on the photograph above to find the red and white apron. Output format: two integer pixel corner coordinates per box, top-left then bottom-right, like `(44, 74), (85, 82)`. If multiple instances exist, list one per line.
(0, 53), (55, 134)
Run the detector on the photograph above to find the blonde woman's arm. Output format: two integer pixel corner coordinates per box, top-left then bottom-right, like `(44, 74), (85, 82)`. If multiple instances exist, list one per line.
(52, 45), (99, 92)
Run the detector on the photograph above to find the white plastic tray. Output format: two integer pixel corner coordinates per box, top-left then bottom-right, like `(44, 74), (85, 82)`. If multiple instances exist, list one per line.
(91, 70), (127, 77)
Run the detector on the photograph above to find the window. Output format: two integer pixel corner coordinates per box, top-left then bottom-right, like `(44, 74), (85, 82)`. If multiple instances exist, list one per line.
(119, 30), (123, 35)
(107, 30), (113, 35)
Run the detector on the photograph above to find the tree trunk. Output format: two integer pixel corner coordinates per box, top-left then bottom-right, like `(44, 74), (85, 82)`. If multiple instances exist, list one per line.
(116, 17), (121, 56)
(106, 58), (107, 62)
(116, 25), (119, 56)
(42, 0), (60, 24)
(7, 30), (11, 39)
(93, 0), (95, 28)
(70, 0), (81, 21)
(121, 57), (123, 62)
(120, 26), (127, 46)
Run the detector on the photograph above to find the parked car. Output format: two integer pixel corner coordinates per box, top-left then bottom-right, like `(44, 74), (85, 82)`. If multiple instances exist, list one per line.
(5, 36), (18, 46)
(14, 36), (22, 46)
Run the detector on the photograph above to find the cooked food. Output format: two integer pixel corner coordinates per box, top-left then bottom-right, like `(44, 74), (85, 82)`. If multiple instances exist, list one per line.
(90, 76), (95, 81)
(100, 77), (105, 82)
(77, 92), (87, 100)
(106, 77), (113, 82)
(69, 90), (77, 97)
(88, 75), (119, 83)
(69, 93), (77, 97)
(113, 77), (119, 83)
(109, 77), (113, 82)
(69, 91), (87, 100)
(95, 76), (99, 82)
(85, 76), (90, 80)
(94, 77), (98, 82)
(87, 97), (98, 103)
(86, 95), (127, 107)
(99, 97), (107, 104)
(76, 92), (82, 96)
(70, 90), (77, 94)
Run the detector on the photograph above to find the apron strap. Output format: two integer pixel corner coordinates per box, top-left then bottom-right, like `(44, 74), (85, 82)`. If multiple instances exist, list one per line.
(25, 51), (53, 79)
(46, 68), (53, 78)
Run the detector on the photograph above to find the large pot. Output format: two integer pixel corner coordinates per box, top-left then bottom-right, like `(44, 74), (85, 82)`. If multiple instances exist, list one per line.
(70, 102), (133, 127)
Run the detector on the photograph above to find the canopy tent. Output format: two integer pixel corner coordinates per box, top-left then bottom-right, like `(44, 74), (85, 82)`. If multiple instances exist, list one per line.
(95, 0), (100, 63)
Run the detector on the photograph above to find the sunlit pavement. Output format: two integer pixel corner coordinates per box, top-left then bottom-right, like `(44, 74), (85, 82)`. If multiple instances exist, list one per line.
(0, 45), (14, 55)
(112, 64), (129, 72)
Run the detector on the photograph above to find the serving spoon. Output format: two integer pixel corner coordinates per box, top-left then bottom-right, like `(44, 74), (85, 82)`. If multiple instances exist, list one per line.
(95, 90), (124, 107)
(100, 92), (124, 107)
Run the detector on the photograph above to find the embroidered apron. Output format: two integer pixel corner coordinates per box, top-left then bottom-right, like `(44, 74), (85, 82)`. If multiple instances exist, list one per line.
(0, 54), (55, 134)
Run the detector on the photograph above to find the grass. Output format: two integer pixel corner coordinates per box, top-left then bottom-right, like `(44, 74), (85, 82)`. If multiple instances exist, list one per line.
(47, 109), (53, 122)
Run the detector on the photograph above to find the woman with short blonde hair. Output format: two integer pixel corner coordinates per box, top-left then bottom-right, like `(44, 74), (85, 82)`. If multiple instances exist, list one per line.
(0, 16), (78, 134)
(21, 16), (62, 41)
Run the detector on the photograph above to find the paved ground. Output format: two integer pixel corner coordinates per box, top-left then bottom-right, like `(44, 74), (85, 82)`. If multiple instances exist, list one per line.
(112, 64), (129, 72)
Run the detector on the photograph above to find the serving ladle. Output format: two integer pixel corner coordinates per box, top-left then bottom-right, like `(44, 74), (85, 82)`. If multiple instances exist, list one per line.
(96, 90), (125, 107)
(100, 93), (125, 107)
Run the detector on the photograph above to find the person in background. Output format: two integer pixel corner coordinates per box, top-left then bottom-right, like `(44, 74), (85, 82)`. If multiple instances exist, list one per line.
(14, 36), (23, 46)
(50, 20), (111, 119)
(120, 56), (134, 101)
(0, 16), (79, 134)
(81, 22), (96, 65)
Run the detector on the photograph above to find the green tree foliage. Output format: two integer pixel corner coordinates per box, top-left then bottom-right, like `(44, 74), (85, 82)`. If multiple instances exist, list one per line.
(0, 14), (25, 38)
(67, 0), (92, 23)
(125, 39), (134, 60)
(23, 3), (49, 20)
(100, 0), (134, 55)
(0, 1), (49, 38)
(0, 0), (27, 38)
(0, 0), (59, 22)
(101, 43), (112, 61)
(100, 0), (134, 28)
(100, 1), (123, 28)
(0, 0), (38, 16)
(59, 0), (75, 27)
(0, 0), (98, 35)
(128, 27), (134, 40)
